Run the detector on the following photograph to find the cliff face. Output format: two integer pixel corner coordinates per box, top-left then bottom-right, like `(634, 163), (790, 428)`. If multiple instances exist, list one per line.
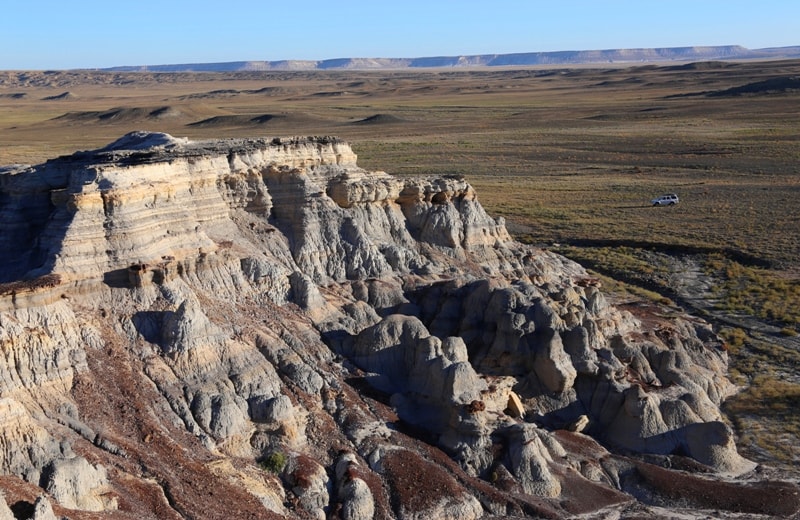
(0, 132), (795, 519)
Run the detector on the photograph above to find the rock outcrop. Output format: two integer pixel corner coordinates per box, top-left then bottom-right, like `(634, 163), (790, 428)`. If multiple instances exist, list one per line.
(0, 132), (795, 519)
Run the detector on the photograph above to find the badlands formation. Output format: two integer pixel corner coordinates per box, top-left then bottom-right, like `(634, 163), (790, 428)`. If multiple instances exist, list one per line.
(0, 132), (797, 519)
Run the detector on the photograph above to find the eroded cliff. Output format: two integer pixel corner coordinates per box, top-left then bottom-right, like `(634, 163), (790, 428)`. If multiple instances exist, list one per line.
(0, 132), (796, 519)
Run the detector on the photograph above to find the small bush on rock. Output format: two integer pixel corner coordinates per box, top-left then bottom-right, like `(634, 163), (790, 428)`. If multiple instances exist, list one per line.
(260, 451), (287, 474)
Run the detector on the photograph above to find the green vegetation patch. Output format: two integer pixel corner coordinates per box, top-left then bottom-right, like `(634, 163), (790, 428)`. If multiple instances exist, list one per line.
(259, 451), (287, 474)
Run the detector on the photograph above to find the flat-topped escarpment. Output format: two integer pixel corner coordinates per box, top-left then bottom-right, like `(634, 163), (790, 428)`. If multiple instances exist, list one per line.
(0, 132), (795, 519)
(1, 132), (500, 291)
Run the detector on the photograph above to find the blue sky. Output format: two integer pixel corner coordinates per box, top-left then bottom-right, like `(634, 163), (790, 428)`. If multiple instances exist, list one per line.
(2, 0), (799, 69)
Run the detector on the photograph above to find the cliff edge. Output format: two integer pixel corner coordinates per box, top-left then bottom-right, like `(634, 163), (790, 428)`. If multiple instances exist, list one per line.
(0, 132), (796, 519)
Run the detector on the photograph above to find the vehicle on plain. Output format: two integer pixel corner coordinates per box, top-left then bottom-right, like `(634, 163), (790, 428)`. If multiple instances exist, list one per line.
(651, 194), (679, 206)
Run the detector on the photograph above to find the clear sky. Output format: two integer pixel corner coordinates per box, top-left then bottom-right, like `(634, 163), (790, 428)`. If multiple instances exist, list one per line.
(2, 0), (799, 70)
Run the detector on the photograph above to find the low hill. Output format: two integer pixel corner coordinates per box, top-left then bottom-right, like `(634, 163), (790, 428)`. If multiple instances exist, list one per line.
(708, 75), (800, 96)
(42, 91), (76, 100)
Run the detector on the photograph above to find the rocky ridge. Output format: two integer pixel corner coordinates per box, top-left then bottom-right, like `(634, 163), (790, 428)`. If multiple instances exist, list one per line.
(0, 132), (797, 519)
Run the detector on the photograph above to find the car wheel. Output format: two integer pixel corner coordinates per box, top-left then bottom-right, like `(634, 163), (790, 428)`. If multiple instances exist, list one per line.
(669, 202), (675, 205)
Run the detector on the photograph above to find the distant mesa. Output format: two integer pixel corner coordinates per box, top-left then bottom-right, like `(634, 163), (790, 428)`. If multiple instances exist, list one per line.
(42, 91), (76, 101)
(0, 92), (27, 99)
(351, 114), (405, 125)
(99, 45), (800, 72)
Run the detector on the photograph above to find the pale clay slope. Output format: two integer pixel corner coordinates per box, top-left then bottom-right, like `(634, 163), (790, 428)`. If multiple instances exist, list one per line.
(0, 132), (787, 519)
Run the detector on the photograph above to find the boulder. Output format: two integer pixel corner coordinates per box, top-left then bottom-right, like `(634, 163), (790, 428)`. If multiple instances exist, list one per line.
(31, 496), (57, 520)
(40, 456), (113, 511)
(334, 453), (375, 520)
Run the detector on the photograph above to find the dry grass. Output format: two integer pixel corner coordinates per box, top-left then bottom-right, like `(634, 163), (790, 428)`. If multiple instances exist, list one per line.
(705, 255), (800, 328)
(723, 333), (800, 466)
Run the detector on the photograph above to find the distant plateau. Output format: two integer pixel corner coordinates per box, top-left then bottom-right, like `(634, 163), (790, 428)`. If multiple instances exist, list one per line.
(100, 45), (800, 72)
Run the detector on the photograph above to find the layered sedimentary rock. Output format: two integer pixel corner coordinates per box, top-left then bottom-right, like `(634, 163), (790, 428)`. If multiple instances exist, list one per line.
(0, 132), (795, 519)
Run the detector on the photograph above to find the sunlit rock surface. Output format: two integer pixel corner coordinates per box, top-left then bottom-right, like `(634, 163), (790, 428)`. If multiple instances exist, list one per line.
(0, 132), (794, 519)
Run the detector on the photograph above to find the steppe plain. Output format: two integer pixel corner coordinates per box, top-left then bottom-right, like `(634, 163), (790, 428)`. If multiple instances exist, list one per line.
(1, 59), (799, 470)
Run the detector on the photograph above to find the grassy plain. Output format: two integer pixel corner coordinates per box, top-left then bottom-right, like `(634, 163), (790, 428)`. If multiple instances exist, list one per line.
(1, 60), (799, 467)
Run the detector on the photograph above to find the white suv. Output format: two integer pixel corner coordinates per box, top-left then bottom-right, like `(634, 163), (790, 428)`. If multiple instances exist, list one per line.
(651, 194), (679, 206)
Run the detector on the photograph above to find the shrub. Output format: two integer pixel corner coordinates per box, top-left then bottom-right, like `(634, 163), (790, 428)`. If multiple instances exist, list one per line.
(259, 451), (287, 474)
(720, 327), (748, 351)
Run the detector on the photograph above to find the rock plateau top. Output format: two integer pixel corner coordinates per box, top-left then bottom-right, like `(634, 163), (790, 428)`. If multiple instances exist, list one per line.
(0, 132), (797, 519)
